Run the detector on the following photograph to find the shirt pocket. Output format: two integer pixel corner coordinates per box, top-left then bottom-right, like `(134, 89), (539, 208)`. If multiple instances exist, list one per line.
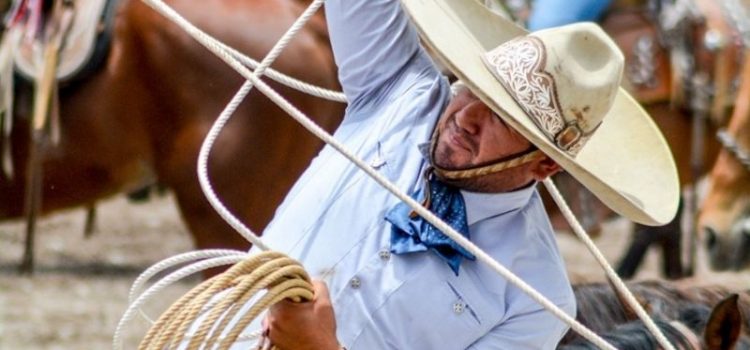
(367, 257), (493, 350)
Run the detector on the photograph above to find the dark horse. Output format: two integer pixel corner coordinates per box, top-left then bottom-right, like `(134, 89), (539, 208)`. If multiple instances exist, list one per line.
(560, 280), (750, 349)
(0, 0), (345, 273)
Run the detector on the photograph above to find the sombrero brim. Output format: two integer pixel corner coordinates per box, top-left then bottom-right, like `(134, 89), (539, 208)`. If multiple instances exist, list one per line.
(401, 0), (679, 225)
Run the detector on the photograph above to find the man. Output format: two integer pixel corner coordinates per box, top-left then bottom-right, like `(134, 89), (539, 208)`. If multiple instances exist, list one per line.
(255, 0), (679, 348)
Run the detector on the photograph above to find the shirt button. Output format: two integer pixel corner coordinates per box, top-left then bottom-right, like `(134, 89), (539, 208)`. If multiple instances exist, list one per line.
(370, 157), (386, 169)
(453, 301), (465, 314)
(378, 250), (391, 260)
(349, 276), (361, 289)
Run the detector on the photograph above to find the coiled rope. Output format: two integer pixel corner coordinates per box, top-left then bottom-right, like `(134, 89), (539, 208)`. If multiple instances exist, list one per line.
(138, 251), (311, 350)
(116, 0), (677, 349)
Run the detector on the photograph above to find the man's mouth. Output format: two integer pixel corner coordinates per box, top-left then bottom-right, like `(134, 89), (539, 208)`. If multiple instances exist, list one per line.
(447, 119), (474, 154)
(449, 133), (471, 153)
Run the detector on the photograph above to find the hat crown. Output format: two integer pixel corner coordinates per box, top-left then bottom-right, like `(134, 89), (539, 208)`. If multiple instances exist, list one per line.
(482, 23), (624, 156)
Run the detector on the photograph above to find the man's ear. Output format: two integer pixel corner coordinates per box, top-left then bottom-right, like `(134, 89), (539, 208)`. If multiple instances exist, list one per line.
(531, 156), (561, 181)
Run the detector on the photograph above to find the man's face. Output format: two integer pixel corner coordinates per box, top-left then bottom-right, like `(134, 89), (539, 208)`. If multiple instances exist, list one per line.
(433, 86), (532, 170)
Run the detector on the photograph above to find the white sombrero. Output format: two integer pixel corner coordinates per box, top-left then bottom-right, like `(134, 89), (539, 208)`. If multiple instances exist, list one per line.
(401, 0), (679, 226)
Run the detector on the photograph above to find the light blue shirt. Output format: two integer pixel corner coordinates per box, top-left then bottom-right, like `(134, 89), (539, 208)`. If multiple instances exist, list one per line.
(254, 0), (576, 348)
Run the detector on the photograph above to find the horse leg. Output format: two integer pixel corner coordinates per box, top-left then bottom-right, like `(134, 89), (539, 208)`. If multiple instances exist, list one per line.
(83, 203), (97, 238)
(616, 225), (654, 279)
(660, 229), (683, 279)
(617, 197), (685, 279)
(659, 199), (684, 279)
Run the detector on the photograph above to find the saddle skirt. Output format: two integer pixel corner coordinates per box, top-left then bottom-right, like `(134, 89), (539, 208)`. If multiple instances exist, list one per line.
(13, 0), (108, 82)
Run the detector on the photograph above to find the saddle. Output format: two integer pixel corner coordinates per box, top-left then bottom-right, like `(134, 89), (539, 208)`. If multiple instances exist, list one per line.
(690, 0), (748, 122)
(0, 0), (117, 178)
(603, 0), (750, 123)
(601, 8), (671, 105)
(12, 0), (118, 85)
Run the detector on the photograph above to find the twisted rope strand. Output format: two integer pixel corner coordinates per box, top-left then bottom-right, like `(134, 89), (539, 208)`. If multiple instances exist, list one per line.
(142, 255), (265, 349)
(220, 281), (314, 348)
(169, 254), (291, 346)
(184, 258), (304, 348)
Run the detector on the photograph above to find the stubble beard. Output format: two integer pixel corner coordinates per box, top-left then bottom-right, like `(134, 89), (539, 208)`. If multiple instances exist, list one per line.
(438, 166), (532, 193)
(433, 142), (530, 193)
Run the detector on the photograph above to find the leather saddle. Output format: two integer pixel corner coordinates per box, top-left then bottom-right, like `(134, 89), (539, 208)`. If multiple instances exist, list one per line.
(603, 0), (750, 123)
(12, 0), (118, 85)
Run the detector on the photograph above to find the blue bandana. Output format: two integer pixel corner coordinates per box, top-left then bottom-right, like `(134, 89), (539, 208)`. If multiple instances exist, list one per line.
(385, 173), (476, 275)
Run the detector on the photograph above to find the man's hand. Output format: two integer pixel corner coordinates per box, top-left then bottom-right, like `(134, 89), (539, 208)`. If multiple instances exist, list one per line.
(266, 280), (340, 350)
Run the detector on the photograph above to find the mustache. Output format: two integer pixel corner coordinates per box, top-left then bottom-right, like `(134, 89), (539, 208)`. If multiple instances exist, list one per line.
(448, 115), (479, 152)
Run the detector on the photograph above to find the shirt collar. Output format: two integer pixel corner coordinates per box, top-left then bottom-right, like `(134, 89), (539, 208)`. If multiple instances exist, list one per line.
(461, 183), (536, 226)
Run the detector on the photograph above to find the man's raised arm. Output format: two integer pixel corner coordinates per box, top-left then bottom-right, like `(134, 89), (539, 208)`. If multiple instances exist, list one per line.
(325, 0), (423, 104)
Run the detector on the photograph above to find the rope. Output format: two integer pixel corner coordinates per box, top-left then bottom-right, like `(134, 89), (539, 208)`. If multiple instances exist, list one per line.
(717, 128), (750, 172)
(117, 2), (330, 347)
(543, 179), (677, 350)
(139, 0), (328, 249)
(434, 149), (544, 179)
(215, 40), (346, 103)
(127, 249), (248, 324)
(114, 254), (248, 349)
(135, 251), (313, 350)
(118, 1), (676, 350)
(141, 0), (347, 104)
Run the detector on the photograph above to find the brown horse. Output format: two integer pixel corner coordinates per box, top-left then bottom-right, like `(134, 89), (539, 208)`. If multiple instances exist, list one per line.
(0, 0), (344, 273)
(698, 50), (750, 271)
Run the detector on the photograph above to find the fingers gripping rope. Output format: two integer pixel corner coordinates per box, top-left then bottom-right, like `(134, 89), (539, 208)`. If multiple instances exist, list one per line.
(137, 251), (313, 350)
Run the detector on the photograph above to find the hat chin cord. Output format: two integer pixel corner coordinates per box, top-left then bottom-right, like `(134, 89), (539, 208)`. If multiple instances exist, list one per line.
(431, 148), (545, 180)
(428, 125), (545, 181)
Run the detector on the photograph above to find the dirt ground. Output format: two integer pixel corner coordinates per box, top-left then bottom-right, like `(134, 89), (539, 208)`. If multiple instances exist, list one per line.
(1, 192), (749, 349)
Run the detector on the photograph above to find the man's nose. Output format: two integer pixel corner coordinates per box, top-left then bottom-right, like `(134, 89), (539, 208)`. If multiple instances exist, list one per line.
(454, 101), (489, 135)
